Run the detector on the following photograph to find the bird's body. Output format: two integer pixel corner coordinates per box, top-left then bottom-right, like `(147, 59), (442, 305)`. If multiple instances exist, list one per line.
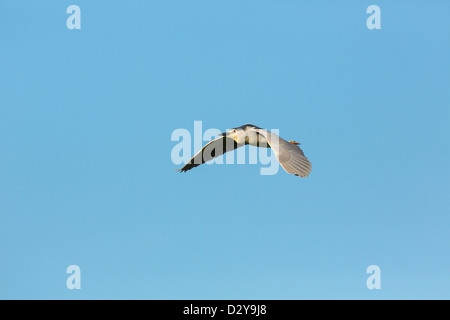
(178, 124), (312, 178)
(228, 124), (269, 147)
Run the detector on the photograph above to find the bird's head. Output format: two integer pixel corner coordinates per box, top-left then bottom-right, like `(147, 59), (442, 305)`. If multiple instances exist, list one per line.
(219, 126), (247, 144)
(219, 124), (260, 144)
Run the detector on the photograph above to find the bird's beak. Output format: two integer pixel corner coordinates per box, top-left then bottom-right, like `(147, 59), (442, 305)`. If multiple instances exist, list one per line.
(219, 132), (229, 137)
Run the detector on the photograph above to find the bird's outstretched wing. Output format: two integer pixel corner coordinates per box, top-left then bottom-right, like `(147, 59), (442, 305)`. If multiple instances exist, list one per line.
(255, 129), (312, 177)
(178, 136), (243, 173)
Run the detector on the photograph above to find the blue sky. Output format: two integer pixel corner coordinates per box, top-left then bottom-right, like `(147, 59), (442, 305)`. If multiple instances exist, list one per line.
(1, 1), (449, 299)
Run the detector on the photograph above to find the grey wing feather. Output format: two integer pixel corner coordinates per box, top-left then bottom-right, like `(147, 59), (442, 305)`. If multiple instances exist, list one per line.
(178, 136), (242, 173)
(256, 129), (312, 177)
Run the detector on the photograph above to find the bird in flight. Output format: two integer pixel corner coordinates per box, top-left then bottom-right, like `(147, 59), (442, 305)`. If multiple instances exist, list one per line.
(177, 124), (311, 177)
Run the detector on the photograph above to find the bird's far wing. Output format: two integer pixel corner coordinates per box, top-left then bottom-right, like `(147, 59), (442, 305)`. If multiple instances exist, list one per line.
(178, 136), (243, 173)
(256, 129), (312, 177)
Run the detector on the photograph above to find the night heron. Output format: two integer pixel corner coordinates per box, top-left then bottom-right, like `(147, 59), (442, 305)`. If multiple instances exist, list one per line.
(178, 124), (312, 177)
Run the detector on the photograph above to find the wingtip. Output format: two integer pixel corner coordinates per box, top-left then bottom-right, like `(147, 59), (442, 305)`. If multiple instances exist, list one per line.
(294, 172), (311, 178)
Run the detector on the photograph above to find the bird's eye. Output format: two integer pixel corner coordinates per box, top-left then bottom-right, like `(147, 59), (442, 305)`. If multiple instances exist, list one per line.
(233, 129), (236, 133)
